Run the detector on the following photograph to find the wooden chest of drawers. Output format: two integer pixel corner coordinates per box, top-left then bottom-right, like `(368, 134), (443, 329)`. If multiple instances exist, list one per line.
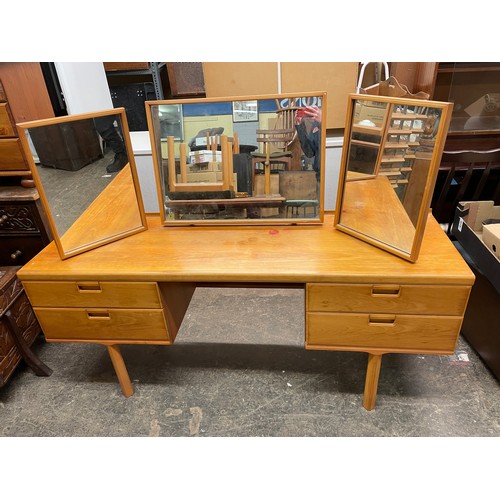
(0, 79), (31, 178)
(23, 280), (195, 344)
(306, 283), (470, 353)
(0, 266), (41, 386)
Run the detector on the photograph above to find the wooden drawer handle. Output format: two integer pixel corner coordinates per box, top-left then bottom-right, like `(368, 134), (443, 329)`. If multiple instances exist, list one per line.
(76, 282), (102, 293)
(87, 311), (110, 320)
(371, 285), (400, 297)
(368, 314), (396, 326)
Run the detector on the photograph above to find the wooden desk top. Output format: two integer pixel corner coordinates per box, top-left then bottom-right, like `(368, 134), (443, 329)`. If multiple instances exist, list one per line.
(18, 214), (474, 286)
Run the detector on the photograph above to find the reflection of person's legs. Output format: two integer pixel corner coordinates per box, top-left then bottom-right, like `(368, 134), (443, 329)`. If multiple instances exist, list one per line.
(94, 116), (128, 173)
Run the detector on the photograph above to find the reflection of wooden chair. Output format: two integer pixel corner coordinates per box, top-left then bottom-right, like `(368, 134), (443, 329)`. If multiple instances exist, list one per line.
(167, 134), (236, 192)
(251, 101), (298, 195)
(251, 98), (311, 195)
(431, 149), (500, 233)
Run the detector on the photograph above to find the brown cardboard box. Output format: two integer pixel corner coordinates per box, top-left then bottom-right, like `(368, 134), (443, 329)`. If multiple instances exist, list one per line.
(189, 150), (222, 163)
(188, 161), (222, 173)
(353, 102), (387, 127)
(483, 223), (500, 259)
(177, 172), (237, 185)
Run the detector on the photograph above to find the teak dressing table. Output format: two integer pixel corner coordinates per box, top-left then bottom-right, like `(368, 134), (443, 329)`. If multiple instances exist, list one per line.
(17, 213), (474, 410)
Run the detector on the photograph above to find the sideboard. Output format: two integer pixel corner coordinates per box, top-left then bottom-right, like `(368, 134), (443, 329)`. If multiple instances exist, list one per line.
(17, 214), (474, 410)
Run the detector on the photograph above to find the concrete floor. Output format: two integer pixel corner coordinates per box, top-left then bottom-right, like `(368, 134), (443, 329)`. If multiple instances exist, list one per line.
(1, 287), (499, 437)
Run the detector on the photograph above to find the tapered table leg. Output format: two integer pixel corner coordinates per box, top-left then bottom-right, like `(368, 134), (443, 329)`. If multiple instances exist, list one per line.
(363, 353), (383, 411)
(107, 344), (134, 397)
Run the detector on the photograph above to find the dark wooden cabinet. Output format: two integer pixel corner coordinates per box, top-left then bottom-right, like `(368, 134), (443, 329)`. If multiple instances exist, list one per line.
(0, 186), (53, 266)
(28, 119), (103, 171)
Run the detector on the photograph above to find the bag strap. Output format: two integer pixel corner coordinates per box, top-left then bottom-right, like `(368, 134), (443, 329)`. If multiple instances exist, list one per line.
(356, 62), (390, 92)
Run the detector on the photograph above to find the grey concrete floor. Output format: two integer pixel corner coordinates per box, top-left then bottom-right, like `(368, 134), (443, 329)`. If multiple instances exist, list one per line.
(1, 287), (499, 438)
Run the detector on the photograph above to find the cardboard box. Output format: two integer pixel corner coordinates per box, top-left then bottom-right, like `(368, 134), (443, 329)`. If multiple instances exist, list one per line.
(451, 200), (500, 292)
(189, 150), (222, 164)
(482, 223), (500, 259)
(353, 102), (387, 127)
(177, 172), (237, 185)
(188, 161), (222, 172)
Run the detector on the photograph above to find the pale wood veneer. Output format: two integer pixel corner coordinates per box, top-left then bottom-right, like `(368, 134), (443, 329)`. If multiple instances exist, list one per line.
(17, 214), (474, 409)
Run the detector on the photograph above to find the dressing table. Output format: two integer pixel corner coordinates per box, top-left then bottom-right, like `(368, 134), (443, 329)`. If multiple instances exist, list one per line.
(15, 96), (474, 410)
(17, 212), (473, 410)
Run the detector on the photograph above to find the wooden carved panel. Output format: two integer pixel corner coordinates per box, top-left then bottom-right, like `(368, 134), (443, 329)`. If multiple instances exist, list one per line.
(0, 204), (40, 233)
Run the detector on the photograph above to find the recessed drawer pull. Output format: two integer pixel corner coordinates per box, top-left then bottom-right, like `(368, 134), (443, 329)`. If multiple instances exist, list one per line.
(87, 311), (111, 320)
(371, 285), (401, 297)
(76, 282), (102, 293)
(368, 314), (396, 326)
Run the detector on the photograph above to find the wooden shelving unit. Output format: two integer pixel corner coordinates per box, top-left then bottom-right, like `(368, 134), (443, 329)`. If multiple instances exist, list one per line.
(378, 106), (428, 199)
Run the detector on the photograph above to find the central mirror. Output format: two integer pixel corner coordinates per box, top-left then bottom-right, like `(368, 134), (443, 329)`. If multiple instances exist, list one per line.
(146, 92), (326, 225)
(335, 94), (453, 262)
(17, 108), (147, 260)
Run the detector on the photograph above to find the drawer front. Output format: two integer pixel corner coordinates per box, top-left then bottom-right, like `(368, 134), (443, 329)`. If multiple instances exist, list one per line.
(0, 139), (28, 170)
(34, 307), (169, 342)
(306, 312), (462, 352)
(307, 283), (470, 316)
(23, 281), (162, 308)
(0, 236), (45, 265)
(0, 103), (16, 137)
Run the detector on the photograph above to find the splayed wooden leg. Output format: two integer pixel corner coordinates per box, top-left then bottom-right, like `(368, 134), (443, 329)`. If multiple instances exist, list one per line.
(107, 344), (134, 398)
(363, 353), (383, 411)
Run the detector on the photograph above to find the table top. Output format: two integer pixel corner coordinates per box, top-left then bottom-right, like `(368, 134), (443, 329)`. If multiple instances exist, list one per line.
(17, 214), (475, 285)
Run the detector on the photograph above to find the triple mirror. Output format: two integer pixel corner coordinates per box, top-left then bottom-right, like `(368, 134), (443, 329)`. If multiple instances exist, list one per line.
(145, 92), (326, 225)
(17, 108), (147, 259)
(334, 94), (453, 262)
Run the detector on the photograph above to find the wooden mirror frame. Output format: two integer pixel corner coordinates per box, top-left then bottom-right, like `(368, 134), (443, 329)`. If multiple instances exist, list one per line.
(334, 93), (453, 262)
(145, 92), (327, 226)
(17, 108), (148, 260)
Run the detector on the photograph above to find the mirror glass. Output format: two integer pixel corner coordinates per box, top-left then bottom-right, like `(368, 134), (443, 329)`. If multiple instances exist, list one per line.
(335, 94), (452, 261)
(146, 92), (326, 225)
(17, 109), (147, 259)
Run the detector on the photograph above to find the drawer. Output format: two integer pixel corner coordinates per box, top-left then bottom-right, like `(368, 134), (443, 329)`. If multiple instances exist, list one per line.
(0, 103), (16, 137)
(0, 236), (46, 265)
(307, 283), (470, 316)
(306, 312), (463, 352)
(23, 281), (162, 308)
(34, 307), (169, 342)
(0, 139), (28, 170)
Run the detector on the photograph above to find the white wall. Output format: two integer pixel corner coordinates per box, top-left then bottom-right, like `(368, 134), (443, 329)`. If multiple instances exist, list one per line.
(324, 136), (344, 211)
(54, 62), (113, 114)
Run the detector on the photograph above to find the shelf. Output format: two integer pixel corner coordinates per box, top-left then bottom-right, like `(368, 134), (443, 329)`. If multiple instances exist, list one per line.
(352, 124), (383, 136)
(351, 139), (380, 148)
(438, 63), (500, 74)
(388, 128), (423, 134)
(391, 113), (428, 120)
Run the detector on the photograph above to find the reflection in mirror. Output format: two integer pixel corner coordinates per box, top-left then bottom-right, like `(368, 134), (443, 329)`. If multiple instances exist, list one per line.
(346, 100), (388, 180)
(17, 109), (147, 259)
(146, 92), (326, 225)
(335, 94), (452, 262)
